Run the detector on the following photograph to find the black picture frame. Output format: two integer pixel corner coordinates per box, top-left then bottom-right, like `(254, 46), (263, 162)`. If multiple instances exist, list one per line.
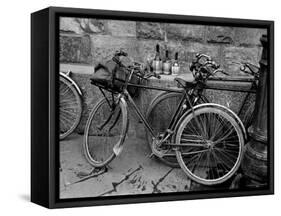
(31, 6), (274, 208)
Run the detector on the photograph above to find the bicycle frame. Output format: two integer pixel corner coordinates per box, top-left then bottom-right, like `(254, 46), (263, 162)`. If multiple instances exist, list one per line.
(125, 87), (188, 139)
(97, 67), (257, 148)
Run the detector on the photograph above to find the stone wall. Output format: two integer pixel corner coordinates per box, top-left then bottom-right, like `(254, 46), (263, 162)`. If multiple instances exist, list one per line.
(60, 17), (266, 75)
(59, 17), (265, 137)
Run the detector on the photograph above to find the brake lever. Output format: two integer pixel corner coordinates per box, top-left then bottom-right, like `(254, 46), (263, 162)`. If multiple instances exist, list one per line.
(243, 62), (259, 68)
(221, 70), (230, 76)
(213, 69), (229, 76)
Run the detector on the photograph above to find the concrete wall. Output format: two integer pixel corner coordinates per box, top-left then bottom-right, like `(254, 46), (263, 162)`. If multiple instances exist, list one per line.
(59, 18), (265, 137)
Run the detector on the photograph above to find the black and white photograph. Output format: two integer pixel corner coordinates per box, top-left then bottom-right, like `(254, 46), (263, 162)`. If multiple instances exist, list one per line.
(58, 15), (272, 200)
(2, 0), (281, 214)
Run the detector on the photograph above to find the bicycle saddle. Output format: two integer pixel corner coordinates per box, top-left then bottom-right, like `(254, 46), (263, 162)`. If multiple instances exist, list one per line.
(174, 73), (196, 88)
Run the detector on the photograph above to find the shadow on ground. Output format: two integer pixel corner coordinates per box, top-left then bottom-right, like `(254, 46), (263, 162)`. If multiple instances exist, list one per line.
(60, 133), (191, 199)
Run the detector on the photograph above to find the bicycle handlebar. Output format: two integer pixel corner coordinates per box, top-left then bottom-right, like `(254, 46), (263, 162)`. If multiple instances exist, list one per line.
(114, 49), (128, 57)
(112, 49), (128, 65)
(204, 60), (220, 69)
(112, 49), (163, 81)
(192, 53), (220, 69)
(190, 53), (226, 80)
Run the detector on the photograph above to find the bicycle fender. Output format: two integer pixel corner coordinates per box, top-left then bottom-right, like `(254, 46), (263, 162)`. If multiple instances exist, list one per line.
(60, 72), (83, 96)
(173, 103), (247, 141)
(113, 97), (129, 156)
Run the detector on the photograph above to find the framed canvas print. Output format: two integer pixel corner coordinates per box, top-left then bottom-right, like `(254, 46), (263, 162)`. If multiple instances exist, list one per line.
(31, 6), (274, 208)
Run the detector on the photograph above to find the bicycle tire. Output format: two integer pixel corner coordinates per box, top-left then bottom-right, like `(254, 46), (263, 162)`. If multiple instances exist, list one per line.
(145, 91), (208, 167)
(60, 76), (82, 140)
(175, 104), (244, 185)
(83, 97), (128, 167)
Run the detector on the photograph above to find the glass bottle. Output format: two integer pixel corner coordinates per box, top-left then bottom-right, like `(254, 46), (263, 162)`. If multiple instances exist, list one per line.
(171, 52), (180, 75)
(163, 50), (172, 75)
(152, 44), (163, 74)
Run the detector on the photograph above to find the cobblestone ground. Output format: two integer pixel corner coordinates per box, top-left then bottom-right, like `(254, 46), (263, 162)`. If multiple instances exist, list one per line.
(60, 133), (192, 199)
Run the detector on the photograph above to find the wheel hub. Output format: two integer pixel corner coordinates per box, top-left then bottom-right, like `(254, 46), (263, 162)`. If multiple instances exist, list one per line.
(206, 140), (214, 149)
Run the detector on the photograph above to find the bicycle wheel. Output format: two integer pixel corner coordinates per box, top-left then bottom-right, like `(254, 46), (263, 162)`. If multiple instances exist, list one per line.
(175, 105), (244, 185)
(60, 76), (82, 140)
(83, 97), (128, 167)
(146, 91), (208, 167)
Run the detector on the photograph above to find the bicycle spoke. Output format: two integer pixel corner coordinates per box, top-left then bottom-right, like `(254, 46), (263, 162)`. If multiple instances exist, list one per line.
(208, 152), (216, 179)
(184, 118), (202, 137)
(185, 153), (201, 169)
(215, 147), (238, 162)
(60, 108), (78, 116)
(200, 113), (209, 139)
(190, 150), (204, 173)
(211, 150), (230, 176)
(60, 111), (76, 121)
(193, 114), (208, 139)
(60, 118), (68, 132)
(60, 99), (78, 107)
(165, 97), (176, 116)
(209, 112), (220, 138)
(60, 112), (75, 124)
(213, 148), (236, 168)
(181, 149), (209, 156)
(212, 121), (236, 143)
(60, 77), (82, 139)
(60, 86), (72, 98)
(209, 114), (225, 141)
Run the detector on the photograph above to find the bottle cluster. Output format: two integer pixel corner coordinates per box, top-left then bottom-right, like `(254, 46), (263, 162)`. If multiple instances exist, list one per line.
(151, 44), (180, 75)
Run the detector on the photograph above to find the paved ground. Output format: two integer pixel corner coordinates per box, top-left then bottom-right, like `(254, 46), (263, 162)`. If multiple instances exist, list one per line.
(60, 133), (192, 199)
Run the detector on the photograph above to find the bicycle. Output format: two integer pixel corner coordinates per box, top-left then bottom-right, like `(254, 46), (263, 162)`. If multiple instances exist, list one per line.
(84, 50), (248, 185)
(146, 53), (259, 168)
(59, 71), (83, 140)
